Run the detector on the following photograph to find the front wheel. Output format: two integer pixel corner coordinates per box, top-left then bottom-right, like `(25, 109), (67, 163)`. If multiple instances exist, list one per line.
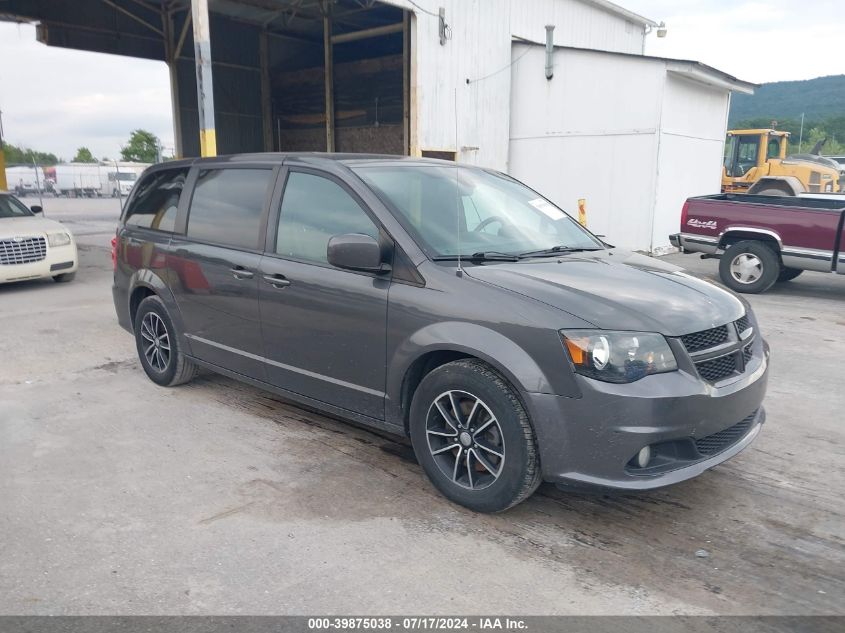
(52, 272), (75, 283)
(134, 295), (198, 387)
(718, 240), (780, 294)
(409, 359), (541, 513)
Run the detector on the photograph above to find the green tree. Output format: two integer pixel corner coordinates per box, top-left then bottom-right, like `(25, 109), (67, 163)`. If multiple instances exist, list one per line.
(73, 146), (97, 163)
(120, 129), (159, 163)
(3, 143), (59, 165)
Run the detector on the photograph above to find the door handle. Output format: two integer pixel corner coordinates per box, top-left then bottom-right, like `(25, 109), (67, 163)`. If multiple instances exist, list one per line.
(262, 273), (291, 288)
(229, 266), (254, 280)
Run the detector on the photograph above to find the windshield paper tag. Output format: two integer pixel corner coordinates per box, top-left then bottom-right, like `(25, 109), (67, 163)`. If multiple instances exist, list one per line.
(529, 198), (565, 220)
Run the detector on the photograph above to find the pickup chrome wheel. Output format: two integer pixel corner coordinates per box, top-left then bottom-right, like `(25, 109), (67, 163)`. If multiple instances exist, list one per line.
(134, 295), (198, 387)
(729, 253), (763, 285)
(718, 240), (779, 294)
(410, 359), (541, 513)
(426, 390), (505, 491)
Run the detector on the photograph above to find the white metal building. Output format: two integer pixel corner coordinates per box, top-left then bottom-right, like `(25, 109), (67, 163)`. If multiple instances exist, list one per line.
(392, 0), (754, 253)
(4, 0), (754, 252)
(507, 43), (755, 253)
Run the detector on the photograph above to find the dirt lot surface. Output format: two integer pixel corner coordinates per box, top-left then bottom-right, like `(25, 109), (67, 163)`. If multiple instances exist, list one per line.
(1, 197), (842, 615)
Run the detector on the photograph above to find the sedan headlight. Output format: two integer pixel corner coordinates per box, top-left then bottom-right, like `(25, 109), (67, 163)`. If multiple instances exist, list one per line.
(47, 231), (71, 247)
(561, 330), (677, 383)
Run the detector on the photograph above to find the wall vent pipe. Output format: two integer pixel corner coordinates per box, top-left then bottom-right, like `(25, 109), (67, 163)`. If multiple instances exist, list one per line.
(545, 25), (554, 80)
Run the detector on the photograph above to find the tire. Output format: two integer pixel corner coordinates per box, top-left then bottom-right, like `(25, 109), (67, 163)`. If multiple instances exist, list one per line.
(409, 359), (541, 513)
(133, 295), (198, 387)
(777, 267), (803, 283)
(52, 272), (76, 283)
(757, 188), (789, 197)
(718, 240), (780, 294)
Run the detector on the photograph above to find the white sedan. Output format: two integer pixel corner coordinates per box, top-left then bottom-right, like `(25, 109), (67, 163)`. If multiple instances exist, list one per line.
(0, 192), (78, 284)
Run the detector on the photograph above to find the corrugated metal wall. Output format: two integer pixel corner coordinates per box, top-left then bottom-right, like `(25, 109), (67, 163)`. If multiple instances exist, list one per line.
(384, 0), (649, 170)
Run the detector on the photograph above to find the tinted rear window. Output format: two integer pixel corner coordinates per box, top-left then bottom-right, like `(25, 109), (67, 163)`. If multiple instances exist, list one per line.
(124, 168), (188, 231)
(186, 168), (274, 250)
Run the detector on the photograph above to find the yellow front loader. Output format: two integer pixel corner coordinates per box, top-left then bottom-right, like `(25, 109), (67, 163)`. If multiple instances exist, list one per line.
(722, 129), (841, 195)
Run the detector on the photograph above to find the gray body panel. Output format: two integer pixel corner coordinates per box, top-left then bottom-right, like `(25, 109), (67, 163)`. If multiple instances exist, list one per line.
(113, 153), (769, 491)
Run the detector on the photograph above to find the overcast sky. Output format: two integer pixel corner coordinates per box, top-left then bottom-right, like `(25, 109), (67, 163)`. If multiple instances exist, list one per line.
(0, 0), (841, 160)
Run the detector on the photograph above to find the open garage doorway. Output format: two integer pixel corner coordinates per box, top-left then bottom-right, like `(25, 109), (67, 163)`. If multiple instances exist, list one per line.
(269, 1), (410, 154)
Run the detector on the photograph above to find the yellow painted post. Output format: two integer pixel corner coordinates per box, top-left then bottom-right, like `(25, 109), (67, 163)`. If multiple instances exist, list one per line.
(0, 148), (7, 192)
(577, 198), (587, 227)
(191, 0), (217, 157)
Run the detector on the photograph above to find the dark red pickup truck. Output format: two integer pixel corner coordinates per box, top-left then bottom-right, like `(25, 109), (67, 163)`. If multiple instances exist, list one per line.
(670, 194), (845, 293)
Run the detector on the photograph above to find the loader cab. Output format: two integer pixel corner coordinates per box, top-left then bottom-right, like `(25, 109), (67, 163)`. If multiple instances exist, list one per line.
(722, 129), (789, 191)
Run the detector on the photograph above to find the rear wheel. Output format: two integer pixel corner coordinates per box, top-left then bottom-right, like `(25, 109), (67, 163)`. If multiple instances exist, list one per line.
(757, 188), (789, 197)
(777, 267), (803, 283)
(718, 240), (780, 294)
(134, 295), (197, 387)
(409, 359), (541, 513)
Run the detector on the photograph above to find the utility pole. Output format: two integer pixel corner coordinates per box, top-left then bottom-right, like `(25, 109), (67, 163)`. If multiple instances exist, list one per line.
(798, 112), (805, 153)
(31, 152), (44, 211)
(191, 0), (217, 157)
(0, 108), (7, 191)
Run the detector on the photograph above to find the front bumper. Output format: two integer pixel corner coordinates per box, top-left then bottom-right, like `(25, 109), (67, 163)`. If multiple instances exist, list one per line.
(0, 243), (78, 284)
(525, 340), (769, 491)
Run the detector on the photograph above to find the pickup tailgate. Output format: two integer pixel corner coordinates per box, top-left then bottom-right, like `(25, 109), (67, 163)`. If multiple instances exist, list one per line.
(673, 194), (845, 272)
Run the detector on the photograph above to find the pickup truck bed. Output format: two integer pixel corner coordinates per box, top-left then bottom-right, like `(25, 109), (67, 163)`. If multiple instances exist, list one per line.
(670, 193), (845, 293)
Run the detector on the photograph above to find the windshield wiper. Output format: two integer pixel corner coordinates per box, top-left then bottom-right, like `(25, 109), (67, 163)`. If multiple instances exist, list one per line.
(433, 251), (520, 262)
(517, 245), (603, 258)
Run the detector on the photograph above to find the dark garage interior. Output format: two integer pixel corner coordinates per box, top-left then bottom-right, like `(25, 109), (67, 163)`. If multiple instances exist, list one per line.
(0, 0), (411, 157)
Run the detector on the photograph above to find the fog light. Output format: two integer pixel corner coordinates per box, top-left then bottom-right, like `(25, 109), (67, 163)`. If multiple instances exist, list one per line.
(636, 446), (652, 468)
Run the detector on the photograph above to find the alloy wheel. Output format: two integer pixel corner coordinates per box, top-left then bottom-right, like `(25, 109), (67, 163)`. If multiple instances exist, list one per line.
(140, 312), (171, 373)
(425, 390), (505, 490)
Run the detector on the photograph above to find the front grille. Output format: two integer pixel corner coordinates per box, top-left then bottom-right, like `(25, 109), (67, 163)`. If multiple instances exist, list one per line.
(681, 325), (729, 353)
(680, 314), (756, 384)
(695, 354), (737, 382)
(695, 412), (757, 456)
(0, 236), (47, 265)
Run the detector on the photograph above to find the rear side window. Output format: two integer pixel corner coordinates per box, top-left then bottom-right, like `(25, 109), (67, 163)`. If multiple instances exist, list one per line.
(276, 172), (378, 264)
(186, 168), (273, 250)
(124, 168), (188, 231)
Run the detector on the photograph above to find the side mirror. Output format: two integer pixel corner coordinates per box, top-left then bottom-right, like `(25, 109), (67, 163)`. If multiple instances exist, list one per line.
(30, 205), (43, 214)
(327, 233), (387, 273)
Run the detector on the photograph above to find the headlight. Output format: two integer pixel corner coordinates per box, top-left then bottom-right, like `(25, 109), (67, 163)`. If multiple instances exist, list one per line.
(47, 231), (72, 247)
(561, 330), (677, 383)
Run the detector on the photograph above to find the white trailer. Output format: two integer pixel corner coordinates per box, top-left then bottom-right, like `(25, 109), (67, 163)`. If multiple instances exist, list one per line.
(5, 165), (45, 196)
(54, 163), (104, 197)
(99, 162), (150, 197)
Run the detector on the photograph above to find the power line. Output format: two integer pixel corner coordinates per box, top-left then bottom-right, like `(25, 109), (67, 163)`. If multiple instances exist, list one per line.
(466, 47), (531, 84)
(405, 0), (439, 18)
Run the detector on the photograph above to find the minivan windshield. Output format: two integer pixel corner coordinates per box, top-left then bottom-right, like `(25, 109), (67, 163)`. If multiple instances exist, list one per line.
(0, 195), (34, 219)
(353, 165), (602, 259)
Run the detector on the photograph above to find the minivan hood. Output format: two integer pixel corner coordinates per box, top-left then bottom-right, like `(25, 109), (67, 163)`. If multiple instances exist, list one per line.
(465, 250), (745, 336)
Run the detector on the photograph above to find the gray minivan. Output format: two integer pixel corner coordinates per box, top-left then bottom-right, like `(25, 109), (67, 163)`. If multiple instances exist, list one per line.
(112, 153), (769, 512)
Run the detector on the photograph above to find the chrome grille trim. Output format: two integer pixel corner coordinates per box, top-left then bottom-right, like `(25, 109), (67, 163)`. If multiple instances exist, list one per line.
(0, 236), (47, 265)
